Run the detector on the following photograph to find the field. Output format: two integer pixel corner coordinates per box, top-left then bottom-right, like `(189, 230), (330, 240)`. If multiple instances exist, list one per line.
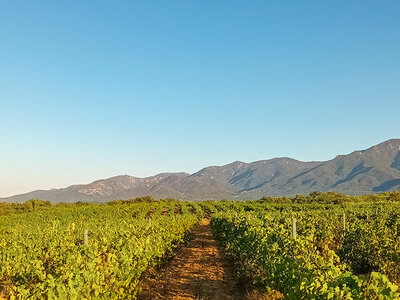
(1, 192), (400, 299)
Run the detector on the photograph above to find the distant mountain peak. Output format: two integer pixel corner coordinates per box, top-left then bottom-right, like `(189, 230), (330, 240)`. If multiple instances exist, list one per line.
(1, 139), (399, 202)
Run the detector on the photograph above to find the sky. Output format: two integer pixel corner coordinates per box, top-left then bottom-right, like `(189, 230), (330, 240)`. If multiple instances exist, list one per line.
(1, 1), (399, 197)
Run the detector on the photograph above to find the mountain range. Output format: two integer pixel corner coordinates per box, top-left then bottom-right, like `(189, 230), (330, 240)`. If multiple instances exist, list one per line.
(2, 139), (400, 202)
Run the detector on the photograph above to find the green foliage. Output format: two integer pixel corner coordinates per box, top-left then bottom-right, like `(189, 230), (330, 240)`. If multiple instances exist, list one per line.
(205, 200), (400, 299)
(1, 192), (400, 299)
(259, 191), (400, 204)
(0, 201), (200, 299)
(0, 200), (50, 216)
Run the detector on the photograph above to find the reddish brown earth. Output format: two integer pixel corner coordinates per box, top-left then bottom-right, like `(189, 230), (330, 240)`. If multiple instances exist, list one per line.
(138, 218), (244, 300)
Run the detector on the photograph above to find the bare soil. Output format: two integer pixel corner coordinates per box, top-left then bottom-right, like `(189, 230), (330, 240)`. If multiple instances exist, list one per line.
(138, 218), (243, 300)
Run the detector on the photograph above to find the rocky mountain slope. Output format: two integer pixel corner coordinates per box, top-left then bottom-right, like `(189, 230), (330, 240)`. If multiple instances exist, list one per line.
(2, 139), (400, 202)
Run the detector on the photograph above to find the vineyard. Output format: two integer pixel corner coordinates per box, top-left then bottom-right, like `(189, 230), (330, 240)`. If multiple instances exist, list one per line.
(0, 200), (201, 299)
(209, 200), (400, 299)
(0, 193), (400, 299)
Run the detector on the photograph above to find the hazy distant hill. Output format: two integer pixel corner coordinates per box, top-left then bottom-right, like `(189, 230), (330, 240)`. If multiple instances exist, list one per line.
(2, 139), (400, 202)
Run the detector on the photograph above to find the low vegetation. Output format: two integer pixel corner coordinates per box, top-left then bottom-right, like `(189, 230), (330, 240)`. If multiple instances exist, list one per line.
(0, 192), (399, 299)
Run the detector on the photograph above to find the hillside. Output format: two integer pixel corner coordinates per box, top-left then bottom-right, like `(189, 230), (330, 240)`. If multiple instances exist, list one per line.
(2, 139), (400, 202)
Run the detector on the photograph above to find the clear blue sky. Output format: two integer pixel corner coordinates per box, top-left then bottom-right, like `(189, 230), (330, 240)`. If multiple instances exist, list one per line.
(1, 1), (399, 197)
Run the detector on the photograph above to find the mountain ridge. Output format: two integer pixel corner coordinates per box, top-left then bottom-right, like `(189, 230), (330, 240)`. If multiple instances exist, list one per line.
(2, 139), (400, 202)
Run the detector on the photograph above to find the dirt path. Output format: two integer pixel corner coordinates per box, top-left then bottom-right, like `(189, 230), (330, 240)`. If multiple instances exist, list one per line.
(138, 218), (243, 300)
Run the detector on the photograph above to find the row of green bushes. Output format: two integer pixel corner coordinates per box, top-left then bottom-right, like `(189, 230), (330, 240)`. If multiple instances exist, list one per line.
(1, 191), (399, 215)
(260, 191), (400, 204)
